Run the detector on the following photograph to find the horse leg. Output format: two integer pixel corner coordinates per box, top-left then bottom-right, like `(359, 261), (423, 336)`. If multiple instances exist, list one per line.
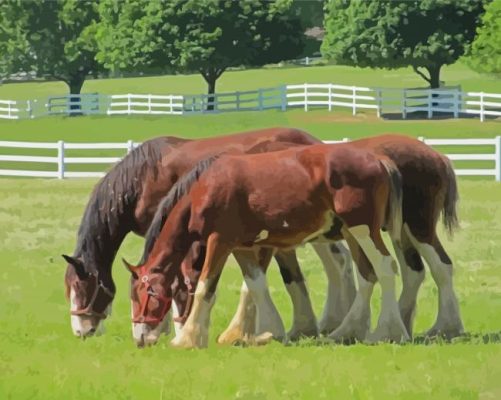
(404, 224), (464, 339)
(275, 249), (318, 340)
(328, 235), (374, 343)
(170, 233), (230, 349)
(218, 248), (318, 344)
(216, 280), (257, 345)
(312, 242), (356, 334)
(347, 225), (409, 343)
(233, 248), (286, 344)
(392, 228), (425, 339)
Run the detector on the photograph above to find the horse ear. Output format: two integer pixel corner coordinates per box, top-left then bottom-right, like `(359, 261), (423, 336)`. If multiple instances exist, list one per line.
(122, 258), (139, 279)
(62, 254), (87, 280)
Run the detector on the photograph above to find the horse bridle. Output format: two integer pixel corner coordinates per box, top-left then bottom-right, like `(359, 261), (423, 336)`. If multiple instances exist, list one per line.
(172, 276), (196, 325)
(132, 267), (172, 325)
(71, 274), (115, 320)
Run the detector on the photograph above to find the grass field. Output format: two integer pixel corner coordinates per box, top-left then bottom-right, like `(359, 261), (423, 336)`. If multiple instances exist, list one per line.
(1, 62), (501, 101)
(1, 178), (501, 399)
(1, 62), (501, 399)
(1, 108), (499, 176)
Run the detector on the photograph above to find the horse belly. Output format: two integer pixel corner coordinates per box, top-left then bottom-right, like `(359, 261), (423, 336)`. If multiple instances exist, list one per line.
(250, 209), (335, 249)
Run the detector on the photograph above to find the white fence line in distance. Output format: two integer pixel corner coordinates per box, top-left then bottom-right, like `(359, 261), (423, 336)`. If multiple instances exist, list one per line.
(2, 83), (501, 121)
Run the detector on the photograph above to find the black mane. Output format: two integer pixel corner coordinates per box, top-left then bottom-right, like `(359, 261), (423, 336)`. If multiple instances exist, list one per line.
(74, 136), (184, 273)
(141, 155), (220, 264)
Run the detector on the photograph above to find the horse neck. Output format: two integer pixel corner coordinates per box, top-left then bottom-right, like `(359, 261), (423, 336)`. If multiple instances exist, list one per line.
(145, 197), (194, 277)
(75, 199), (134, 281)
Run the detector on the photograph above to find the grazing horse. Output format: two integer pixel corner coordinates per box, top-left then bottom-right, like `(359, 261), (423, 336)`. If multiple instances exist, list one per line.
(222, 134), (464, 342)
(125, 142), (407, 348)
(132, 134), (463, 347)
(63, 127), (350, 338)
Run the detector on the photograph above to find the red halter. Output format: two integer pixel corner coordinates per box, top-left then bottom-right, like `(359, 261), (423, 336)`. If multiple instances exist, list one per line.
(132, 267), (172, 325)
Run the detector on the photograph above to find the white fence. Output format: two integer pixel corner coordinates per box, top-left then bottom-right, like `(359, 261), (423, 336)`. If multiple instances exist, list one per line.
(287, 84), (381, 116)
(1, 137), (500, 181)
(0, 100), (20, 119)
(464, 92), (501, 122)
(2, 83), (501, 121)
(107, 94), (184, 115)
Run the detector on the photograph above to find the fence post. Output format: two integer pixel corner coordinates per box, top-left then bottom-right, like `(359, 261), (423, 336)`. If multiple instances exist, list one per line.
(236, 91), (240, 111)
(328, 85), (332, 112)
(304, 84), (308, 112)
(417, 136), (425, 142)
(258, 89), (263, 111)
(26, 100), (32, 119)
(127, 94), (131, 115)
(376, 88), (382, 118)
(280, 85), (287, 112)
(57, 140), (65, 179)
(428, 90), (432, 119)
(454, 89), (459, 118)
(480, 92), (485, 122)
(495, 136), (501, 182)
(352, 86), (356, 116)
(402, 89), (407, 119)
(148, 95), (152, 114)
(127, 139), (134, 154)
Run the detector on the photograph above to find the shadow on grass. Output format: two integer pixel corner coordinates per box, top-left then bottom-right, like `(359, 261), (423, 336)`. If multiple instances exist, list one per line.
(382, 110), (500, 122)
(283, 331), (501, 348)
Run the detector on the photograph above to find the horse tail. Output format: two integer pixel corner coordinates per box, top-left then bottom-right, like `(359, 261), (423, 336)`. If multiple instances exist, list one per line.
(442, 155), (460, 237)
(379, 158), (403, 241)
(141, 155), (220, 263)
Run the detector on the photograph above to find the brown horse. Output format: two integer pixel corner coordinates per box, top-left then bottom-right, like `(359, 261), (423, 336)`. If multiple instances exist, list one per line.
(221, 134), (463, 342)
(129, 133), (463, 347)
(63, 127), (342, 338)
(125, 142), (406, 348)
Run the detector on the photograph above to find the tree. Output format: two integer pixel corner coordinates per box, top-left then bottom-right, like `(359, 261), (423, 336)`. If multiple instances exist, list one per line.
(0, 0), (102, 110)
(321, 0), (486, 88)
(97, 0), (305, 110)
(469, 0), (501, 75)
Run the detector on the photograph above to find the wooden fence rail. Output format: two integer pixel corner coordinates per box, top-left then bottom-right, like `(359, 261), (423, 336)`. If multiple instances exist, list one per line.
(1, 137), (499, 181)
(1, 83), (501, 121)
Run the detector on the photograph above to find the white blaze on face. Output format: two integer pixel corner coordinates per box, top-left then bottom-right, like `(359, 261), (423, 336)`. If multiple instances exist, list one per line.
(131, 302), (172, 347)
(70, 288), (104, 337)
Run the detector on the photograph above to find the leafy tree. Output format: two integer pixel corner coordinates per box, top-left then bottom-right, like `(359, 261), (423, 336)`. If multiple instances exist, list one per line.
(321, 0), (486, 88)
(97, 0), (305, 109)
(0, 0), (102, 101)
(469, 0), (501, 75)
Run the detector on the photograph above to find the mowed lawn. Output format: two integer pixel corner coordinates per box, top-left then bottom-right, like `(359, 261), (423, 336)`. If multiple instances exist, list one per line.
(0, 177), (501, 399)
(1, 62), (501, 399)
(1, 62), (501, 101)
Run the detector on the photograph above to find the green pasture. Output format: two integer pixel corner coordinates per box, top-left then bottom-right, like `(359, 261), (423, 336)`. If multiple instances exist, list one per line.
(1, 108), (500, 176)
(1, 178), (501, 399)
(1, 62), (501, 101)
(1, 62), (501, 399)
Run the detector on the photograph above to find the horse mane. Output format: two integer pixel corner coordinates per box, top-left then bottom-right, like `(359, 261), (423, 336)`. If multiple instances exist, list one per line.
(75, 136), (185, 270)
(141, 154), (220, 264)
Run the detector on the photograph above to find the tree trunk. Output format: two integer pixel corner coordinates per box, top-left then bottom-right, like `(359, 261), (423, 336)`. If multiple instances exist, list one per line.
(426, 65), (442, 109)
(201, 68), (225, 112)
(426, 65), (442, 89)
(206, 75), (217, 112)
(67, 77), (85, 116)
